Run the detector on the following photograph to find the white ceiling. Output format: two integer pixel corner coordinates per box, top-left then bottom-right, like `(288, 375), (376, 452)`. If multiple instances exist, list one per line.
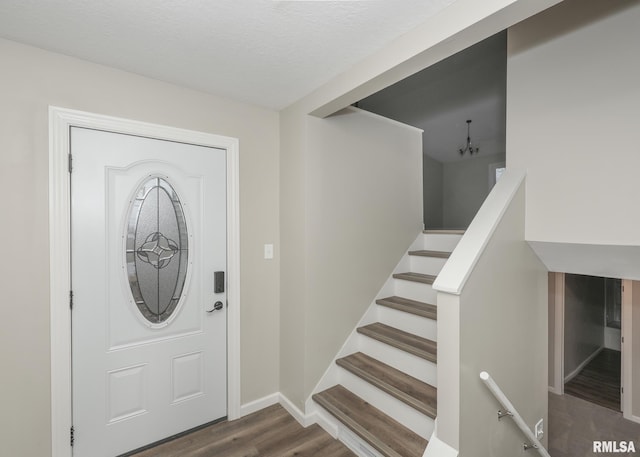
(359, 32), (507, 163)
(0, 0), (457, 110)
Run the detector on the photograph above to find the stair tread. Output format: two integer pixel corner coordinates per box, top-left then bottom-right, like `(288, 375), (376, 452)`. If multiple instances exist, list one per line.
(376, 296), (436, 320)
(393, 272), (437, 284)
(337, 352), (437, 418)
(423, 229), (465, 234)
(357, 323), (437, 363)
(408, 249), (451, 259)
(313, 385), (428, 457)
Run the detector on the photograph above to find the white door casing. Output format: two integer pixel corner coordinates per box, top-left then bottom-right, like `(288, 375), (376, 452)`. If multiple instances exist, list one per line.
(622, 279), (633, 422)
(71, 128), (226, 455)
(49, 107), (241, 457)
(552, 273), (637, 423)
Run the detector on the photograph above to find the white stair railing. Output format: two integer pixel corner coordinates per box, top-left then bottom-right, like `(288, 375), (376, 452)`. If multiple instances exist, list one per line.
(479, 371), (551, 457)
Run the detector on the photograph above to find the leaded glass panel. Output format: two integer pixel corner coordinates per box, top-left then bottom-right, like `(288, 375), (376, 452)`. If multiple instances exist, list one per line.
(126, 176), (189, 324)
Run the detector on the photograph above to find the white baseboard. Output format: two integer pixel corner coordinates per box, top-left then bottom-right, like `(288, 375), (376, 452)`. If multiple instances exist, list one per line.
(423, 435), (458, 457)
(249, 392), (391, 457)
(242, 391), (338, 435)
(239, 392), (280, 417)
(548, 385), (562, 395)
(564, 346), (603, 383)
(624, 414), (640, 425)
(241, 391), (335, 433)
(278, 392), (314, 427)
(310, 407), (340, 438)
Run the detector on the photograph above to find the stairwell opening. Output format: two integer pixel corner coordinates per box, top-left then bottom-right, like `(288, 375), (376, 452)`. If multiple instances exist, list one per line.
(354, 31), (507, 232)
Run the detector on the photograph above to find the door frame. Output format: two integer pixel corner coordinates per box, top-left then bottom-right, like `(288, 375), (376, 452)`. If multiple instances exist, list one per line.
(550, 272), (636, 422)
(49, 106), (241, 457)
(550, 272), (565, 395)
(622, 279), (634, 421)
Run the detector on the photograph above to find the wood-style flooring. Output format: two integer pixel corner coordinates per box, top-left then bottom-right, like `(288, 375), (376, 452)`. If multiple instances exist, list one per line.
(128, 403), (356, 457)
(564, 348), (621, 411)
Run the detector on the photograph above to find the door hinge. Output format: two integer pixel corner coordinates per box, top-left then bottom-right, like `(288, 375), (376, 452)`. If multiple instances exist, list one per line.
(622, 336), (625, 343)
(68, 153), (73, 173)
(69, 290), (74, 309)
(621, 386), (624, 395)
(70, 425), (75, 447)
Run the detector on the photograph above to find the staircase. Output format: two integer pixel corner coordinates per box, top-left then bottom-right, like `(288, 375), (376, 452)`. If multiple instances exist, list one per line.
(312, 230), (464, 457)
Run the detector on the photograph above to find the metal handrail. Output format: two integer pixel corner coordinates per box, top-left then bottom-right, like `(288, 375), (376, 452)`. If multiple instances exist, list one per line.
(480, 371), (551, 456)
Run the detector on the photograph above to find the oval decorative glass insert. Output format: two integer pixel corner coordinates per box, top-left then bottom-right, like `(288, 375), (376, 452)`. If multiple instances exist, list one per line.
(126, 177), (189, 324)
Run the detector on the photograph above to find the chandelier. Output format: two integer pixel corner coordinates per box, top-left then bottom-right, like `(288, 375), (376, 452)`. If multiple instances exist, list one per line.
(459, 120), (478, 156)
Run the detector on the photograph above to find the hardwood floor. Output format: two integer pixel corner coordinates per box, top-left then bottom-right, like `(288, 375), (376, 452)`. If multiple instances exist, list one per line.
(564, 348), (621, 411)
(128, 404), (356, 457)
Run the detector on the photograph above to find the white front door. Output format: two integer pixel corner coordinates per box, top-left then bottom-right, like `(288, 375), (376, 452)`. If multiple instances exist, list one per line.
(71, 127), (227, 456)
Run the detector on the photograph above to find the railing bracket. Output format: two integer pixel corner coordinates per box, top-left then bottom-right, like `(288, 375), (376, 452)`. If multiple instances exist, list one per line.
(480, 371), (551, 457)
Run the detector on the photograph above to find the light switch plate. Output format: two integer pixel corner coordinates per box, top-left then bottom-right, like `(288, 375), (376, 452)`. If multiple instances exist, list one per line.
(264, 244), (274, 260)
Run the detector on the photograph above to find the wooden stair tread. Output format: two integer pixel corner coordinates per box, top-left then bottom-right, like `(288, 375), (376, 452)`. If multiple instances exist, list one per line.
(313, 385), (428, 457)
(337, 352), (437, 418)
(423, 229), (465, 234)
(392, 272), (437, 285)
(357, 323), (437, 363)
(408, 249), (451, 259)
(376, 296), (436, 320)
(258, 423), (336, 457)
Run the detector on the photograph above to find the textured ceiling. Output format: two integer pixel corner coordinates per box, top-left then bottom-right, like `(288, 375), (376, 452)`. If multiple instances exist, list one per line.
(0, 0), (456, 109)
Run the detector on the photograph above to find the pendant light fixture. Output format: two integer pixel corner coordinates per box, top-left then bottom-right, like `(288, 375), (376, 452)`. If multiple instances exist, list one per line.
(459, 120), (478, 156)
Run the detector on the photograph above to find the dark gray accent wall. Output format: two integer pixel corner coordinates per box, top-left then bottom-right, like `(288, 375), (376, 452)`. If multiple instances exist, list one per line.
(423, 154), (443, 228)
(357, 31), (507, 230)
(442, 152), (505, 229)
(564, 274), (605, 378)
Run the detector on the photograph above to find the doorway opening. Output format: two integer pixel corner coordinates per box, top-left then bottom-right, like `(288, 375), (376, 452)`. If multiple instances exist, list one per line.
(49, 107), (241, 457)
(549, 272), (632, 415)
(548, 273), (639, 455)
(563, 276), (621, 411)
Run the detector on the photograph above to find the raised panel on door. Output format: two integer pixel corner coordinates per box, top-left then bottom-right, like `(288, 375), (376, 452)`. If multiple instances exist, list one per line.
(71, 127), (227, 456)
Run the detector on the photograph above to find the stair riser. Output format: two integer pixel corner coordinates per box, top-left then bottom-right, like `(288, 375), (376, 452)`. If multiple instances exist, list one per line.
(422, 234), (462, 252)
(409, 256), (447, 276)
(357, 335), (437, 387)
(377, 306), (436, 342)
(394, 280), (437, 303)
(338, 370), (435, 440)
(333, 422), (385, 457)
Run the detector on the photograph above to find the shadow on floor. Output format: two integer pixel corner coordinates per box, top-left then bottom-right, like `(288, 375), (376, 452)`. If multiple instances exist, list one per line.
(128, 403), (356, 457)
(564, 348), (621, 412)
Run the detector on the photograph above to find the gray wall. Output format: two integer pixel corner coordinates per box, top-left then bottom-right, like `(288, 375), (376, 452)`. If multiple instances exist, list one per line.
(423, 154), (443, 228)
(305, 108), (423, 400)
(280, 107), (423, 411)
(435, 177), (549, 454)
(459, 182), (548, 455)
(548, 272), (556, 387)
(0, 38), (280, 457)
(356, 32), (507, 231)
(632, 281), (640, 417)
(442, 152), (505, 229)
(564, 274), (605, 378)
(423, 151), (505, 230)
(508, 0), (640, 248)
